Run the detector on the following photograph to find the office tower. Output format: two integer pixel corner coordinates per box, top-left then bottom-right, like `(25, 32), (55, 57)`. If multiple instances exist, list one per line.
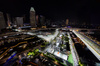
(40, 15), (45, 26)
(12, 17), (17, 25)
(66, 19), (69, 25)
(30, 7), (36, 27)
(0, 12), (7, 32)
(23, 15), (26, 23)
(6, 13), (11, 26)
(36, 15), (39, 26)
(46, 19), (51, 27)
(16, 17), (23, 27)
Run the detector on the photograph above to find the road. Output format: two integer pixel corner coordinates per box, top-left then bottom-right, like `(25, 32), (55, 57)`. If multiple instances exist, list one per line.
(0, 43), (42, 65)
(67, 32), (79, 66)
(37, 29), (59, 42)
(73, 30), (100, 61)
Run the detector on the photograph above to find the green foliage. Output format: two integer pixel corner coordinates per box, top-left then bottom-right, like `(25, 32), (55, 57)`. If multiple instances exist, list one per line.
(28, 52), (35, 56)
(43, 53), (67, 66)
(41, 41), (49, 48)
(78, 60), (85, 66)
(62, 35), (64, 40)
(44, 42), (49, 45)
(68, 54), (74, 65)
(61, 44), (64, 47)
(28, 49), (39, 56)
(64, 37), (69, 41)
(35, 49), (39, 52)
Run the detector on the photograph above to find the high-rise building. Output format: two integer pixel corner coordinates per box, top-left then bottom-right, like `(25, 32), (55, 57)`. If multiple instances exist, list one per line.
(66, 19), (69, 25)
(16, 17), (23, 27)
(0, 12), (7, 32)
(12, 17), (17, 25)
(23, 15), (26, 23)
(46, 19), (51, 27)
(6, 13), (11, 26)
(36, 15), (39, 26)
(40, 15), (45, 26)
(30, 7), (36, 27)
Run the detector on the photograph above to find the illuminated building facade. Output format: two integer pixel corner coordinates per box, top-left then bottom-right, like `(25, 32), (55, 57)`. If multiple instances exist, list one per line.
(36, 15), (45, 28)
(12, 17), (17, 25)
(16, 17), (23, 27)
(6, 13), (11, 26)
(66, 19), (69, 26)
(30, 7), (36, 27)
(36, 15), (39, 24)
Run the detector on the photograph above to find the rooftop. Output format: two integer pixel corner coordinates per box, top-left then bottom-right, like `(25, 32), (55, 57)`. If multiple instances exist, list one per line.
(30, 7), (35, 12)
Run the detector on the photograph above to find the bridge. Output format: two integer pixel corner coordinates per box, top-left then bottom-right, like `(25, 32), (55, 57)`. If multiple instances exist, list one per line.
(73, 30), (100, 61)
(68, 32), (79, 66)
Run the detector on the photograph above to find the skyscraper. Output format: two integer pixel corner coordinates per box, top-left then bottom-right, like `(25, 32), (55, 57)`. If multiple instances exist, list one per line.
(16, 17), (23, 27)
(6, 13), (11, 26)
(0, 12), (7, 32)
(36, 15), (39, 26)
(12, 17), (17, 25)
(30, 7), (36, 27)
(66, 19), (69, 26)
(46, 19), (51, 27)
(40, 15), (45, 26)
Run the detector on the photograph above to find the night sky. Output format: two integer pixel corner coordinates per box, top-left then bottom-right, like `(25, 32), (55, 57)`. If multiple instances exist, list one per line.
(0, 0), (100, 24)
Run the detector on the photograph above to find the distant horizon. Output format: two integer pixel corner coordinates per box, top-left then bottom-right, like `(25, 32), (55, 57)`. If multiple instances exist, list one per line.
(0, 0), (100, 24)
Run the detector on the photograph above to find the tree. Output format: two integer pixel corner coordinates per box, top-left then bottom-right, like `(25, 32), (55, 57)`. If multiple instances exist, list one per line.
(64, 37), (69, 42)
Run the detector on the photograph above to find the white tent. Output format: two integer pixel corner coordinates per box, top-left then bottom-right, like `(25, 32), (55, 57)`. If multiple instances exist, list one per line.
(54, 51), (68, 60)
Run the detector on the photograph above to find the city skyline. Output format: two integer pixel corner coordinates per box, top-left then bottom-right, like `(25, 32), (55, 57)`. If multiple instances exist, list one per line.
(0, 0), (100, 65)
(0, 0), (100, 24)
